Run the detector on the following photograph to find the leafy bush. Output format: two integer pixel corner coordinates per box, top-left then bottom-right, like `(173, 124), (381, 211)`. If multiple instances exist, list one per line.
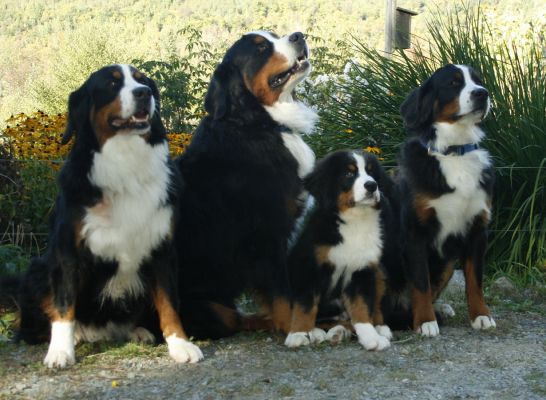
(134, 27), (221, 132)
(306, 4), (545, 282)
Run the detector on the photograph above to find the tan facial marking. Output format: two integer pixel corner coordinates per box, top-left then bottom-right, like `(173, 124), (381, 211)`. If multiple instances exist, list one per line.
(337, 189), (355, 212)
(436, 98), (461, 123)
(246, 52), (290, 105)
(91, 99), (122, 146)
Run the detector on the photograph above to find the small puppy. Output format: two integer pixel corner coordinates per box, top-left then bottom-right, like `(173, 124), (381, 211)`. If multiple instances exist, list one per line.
(16, 64), (202, 367)
(285, 150), (398, 351)
(397, 64), (496, 336)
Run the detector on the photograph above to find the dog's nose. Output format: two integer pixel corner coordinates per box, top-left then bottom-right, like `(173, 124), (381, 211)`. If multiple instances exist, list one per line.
(289, 32), (304, 43)
(364, 181), (377, 193)
(471, 88), (489, 100)
(133, 86), (152, 100)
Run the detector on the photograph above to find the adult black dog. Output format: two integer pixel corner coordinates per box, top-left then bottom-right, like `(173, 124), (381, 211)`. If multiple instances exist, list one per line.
(175, 31), (318, 338)
(396, 64), (497, 336)
(14, 64), (202, 367)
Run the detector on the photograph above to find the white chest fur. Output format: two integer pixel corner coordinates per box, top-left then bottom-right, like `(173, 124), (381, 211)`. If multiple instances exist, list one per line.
(281, 132), (316, 178)
(328, 207), (383, 288)
(264, 99), (318, 179)
(428, 149), (491, 249)
(82, 135), (173, 301)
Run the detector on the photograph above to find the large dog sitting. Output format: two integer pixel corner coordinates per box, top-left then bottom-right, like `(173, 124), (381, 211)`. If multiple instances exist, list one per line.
(175, 31), (317, 338)
(396, 64), (497, 336)
(16, 64), (202, 367)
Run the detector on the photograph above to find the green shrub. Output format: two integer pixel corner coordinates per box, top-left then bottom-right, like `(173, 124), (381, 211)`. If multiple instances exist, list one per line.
(134, 27), (221, 132)
(306, 4), (545, 283)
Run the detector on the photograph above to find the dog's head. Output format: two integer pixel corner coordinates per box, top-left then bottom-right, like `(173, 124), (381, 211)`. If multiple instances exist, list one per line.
(400, 64), (490, 136)
(204, 31), (311, 120)
(62, 64), (165, 148)
(305, 151), (388, 212)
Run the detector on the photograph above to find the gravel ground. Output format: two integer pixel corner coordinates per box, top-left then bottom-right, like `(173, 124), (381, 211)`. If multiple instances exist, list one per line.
(1, 283), (545, 400)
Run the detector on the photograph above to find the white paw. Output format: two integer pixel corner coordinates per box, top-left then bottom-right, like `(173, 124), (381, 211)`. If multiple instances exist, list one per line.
(325, 325), (352, 344)
(129, 327), (156, 344)
(375, 325), (393, 340)
(44, 321), (76, 368)
(417, 320), (440, 337)
(354, 323), (390, 351)
(165, 335), (204, 363)
(308, 328), (327, 344)
(44, 349), (75, 369)
(285, 332), (310, 348)
(471, 315), (496, 330)
(434, 303), (456, 318)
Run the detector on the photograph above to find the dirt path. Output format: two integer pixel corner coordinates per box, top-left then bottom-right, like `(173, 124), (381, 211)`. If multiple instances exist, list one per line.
(1, 291), (545, 400)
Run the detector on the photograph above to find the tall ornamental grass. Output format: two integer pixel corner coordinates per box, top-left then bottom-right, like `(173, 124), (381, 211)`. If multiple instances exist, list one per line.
(306, 5), (545, 283)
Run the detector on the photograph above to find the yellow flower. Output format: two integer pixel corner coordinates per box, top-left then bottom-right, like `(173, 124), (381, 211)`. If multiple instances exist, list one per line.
(345, 128), (353, 134)
(365, 146), (381, 155)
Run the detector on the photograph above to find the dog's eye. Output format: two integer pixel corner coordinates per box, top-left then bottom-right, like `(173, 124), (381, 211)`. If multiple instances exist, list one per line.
(257, 43), (268, 52)
(450, 79), (461, 87)
(345, 171), (355, 178)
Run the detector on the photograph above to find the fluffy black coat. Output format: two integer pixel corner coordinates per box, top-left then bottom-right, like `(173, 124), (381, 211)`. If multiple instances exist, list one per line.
(175, 34), (309, 338)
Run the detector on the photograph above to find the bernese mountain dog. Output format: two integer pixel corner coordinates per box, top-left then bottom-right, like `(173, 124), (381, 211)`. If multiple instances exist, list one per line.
(396, 64), (497, 336)
(15, 64), (203, 367)
(175, 31), (317, 338)
(284, 150), (400, 351)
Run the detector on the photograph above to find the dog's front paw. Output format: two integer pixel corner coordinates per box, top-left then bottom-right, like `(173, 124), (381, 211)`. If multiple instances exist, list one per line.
(325, 325), (352, 344)
(44, 348), (75, 369)
(129, 327), (156, 344)
(471, 315), (496, 330)
(417, 320), (440, 337)
(44, 321), (76, 368)
(285, 328), (327, 348)
(434, 302), (456, 318)
(375, 325), (393, 340)
(308, 328), (327, 344)
(355, 323), (390, 351)
(166, 335), (203, 363)
(285, 332), (310, 348)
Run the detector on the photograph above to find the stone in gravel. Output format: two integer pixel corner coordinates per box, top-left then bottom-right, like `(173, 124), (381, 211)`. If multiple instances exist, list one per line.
(444, 270), (465, 295)
(491, 276), (516, 294)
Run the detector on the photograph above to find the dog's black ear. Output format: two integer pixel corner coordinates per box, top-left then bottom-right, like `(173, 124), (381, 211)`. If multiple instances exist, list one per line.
(204, 63), (232, 120)
(304, 161), (336, 210)
(400, 79), (434, 132)
(61, 85), (90, 145)
(146, 76), (167, 139)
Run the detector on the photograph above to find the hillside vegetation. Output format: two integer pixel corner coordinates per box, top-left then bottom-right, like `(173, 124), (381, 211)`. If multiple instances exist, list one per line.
(0, 0), (545, 123)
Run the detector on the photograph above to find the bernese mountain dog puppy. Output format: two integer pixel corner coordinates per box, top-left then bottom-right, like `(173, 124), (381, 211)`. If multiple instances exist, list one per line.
(175, 31), (317, 338)
(397, 64), (496, 337)
(284, 150), (400, 351)
(16, 64), (203, 367)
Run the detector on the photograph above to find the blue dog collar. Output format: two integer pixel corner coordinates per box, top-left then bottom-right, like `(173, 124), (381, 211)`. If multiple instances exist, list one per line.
(427, 142), (479, 156)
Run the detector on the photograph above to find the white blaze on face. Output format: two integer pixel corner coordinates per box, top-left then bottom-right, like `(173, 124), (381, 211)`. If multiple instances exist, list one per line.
(118, 64), (155, 119)
(352, 153), (379, 204)
(455, 65), (490, 119)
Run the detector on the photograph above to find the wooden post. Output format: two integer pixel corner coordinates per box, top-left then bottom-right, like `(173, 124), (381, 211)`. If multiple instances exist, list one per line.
(384, 0), (396, 56)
